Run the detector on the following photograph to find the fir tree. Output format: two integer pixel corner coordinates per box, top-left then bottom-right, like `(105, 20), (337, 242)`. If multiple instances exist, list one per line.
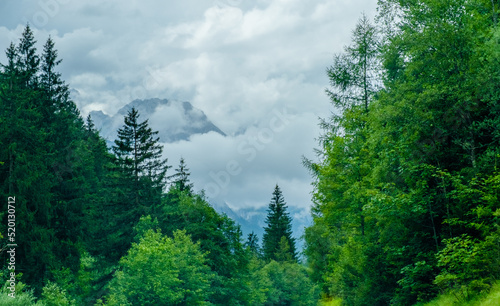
(112, 107), (170, 211)
(0, 27), (87, 292)
(16, 24), (39, 88)
(168, 157), (193, 193)
(262, 184), (297, 262)
(245, 231), (261, 257)
(106, 107), (170, 260)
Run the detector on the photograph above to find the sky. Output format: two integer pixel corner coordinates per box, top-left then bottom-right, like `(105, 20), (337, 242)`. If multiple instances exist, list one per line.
(0, 0), (378, 219)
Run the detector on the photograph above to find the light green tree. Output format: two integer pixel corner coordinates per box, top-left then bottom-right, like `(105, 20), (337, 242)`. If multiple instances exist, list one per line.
(105, 229), (210, 305)
(259, 260), (319, 305)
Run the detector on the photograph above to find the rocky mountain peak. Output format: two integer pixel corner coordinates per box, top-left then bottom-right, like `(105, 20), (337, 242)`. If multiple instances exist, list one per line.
(90, 98), (225, 144)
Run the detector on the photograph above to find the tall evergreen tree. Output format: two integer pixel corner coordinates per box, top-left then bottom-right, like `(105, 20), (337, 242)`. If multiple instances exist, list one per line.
(168, 157), (193, 193)
(0, 26), (53, 292)
(0, 27), (88, 293)
(112, 107), (170, 212)
(16, 25), (39, 88)
(245, 231), (261, 256)
(326, 13), (379, 114)
(262, 184), (297, 262)
(302, 15), (383, 301)
(106, 107), (170, 261)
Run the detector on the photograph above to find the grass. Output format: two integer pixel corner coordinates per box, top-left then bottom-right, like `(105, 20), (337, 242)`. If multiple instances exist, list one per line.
(420, 282), (500, 306)
(318, 297), (342, 306)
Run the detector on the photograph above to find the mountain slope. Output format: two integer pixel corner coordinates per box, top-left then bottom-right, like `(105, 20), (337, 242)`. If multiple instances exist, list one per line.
(90, 98), (225, 143)
(211, 201), (310, 253)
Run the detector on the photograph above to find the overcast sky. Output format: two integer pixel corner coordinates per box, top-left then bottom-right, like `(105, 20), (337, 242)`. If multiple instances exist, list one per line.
(0, 0), (378, 216)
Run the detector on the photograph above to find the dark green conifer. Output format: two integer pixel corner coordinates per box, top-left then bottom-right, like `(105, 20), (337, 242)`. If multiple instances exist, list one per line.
(262, 184), (297, 262)
(112, 107), (170, 211)
(105, 107), (170, 260)
(245, 231), (261, 256)
(168, 157), (193, 193)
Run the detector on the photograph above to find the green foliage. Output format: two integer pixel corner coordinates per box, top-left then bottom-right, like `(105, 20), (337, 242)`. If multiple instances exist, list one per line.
(160, 189), (251, 304)
(106, 229), (210, 305)
(318, 297), (342, 306)
(246, 256), (319, 306)
(168, 157), (194, 194)
(132, 215), (160, 242)
(435, 235), (490, 298)
(262, 184), (297, 262)
(0, 280), (44, 305)
(259, 260), (319, 305)
(421, 281), (500, 306)
(305, 0), (500, 305)
(245, 256), (270, 305)
(303, 219), (336, 294)
(47, 250), (108, 304)
(41, 282), (75, 306)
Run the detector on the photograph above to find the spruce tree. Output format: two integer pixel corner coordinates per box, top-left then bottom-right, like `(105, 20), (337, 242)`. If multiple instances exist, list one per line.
(245, 231), (261, 257)
(0, 27), (88, 292)
(0, 26), (53, 291)
(112, 107), (170, 212)
(16, 24), (39, 88)
(108, 107), (170, 260)
(262, 184), (297, 262)
(168, 157), (193, 193)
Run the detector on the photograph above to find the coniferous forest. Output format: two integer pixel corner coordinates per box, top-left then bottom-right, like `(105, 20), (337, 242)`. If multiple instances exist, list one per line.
(1, 0), (500, 305)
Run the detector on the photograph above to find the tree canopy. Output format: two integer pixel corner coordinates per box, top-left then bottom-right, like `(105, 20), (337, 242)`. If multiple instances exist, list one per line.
(305, 1), (500, 304)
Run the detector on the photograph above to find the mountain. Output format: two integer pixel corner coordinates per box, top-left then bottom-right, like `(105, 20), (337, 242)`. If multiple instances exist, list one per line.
(89, 98), (225, 143)
(211, 201), (310, 254)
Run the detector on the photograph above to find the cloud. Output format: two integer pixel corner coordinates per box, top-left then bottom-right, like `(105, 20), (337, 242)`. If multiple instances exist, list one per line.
(149, 102), (188, 133)
(0, 0), (378, 216)
(70, 72), (107, 88)
(164, 108), (321, 211)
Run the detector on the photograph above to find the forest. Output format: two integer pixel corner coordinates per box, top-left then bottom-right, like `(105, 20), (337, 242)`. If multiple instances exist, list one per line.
(1, 0), (500, 305)
(0, 21), (315, 306)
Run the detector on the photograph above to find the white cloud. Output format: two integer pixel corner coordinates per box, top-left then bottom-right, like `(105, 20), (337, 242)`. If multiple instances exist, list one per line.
(70, 72), (107, 88)
(149, 102), (188, 132)
(0, 0), (378, 215)
(164, 107), (321, 211)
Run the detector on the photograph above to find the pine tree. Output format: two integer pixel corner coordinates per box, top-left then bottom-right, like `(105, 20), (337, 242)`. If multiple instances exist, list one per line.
(245, 231), (261, 256)
(0, 27), (88, 292)
(112, 107), (170, 212)
(16, 25), (39, 88)
(106, 107), (170, 260)
(262, 184), (297, 262)
(0, 26), (54, 291)
(168, 157), (193, 193)
(326, 13), (379, 114)
(41, 36), (72, 110)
